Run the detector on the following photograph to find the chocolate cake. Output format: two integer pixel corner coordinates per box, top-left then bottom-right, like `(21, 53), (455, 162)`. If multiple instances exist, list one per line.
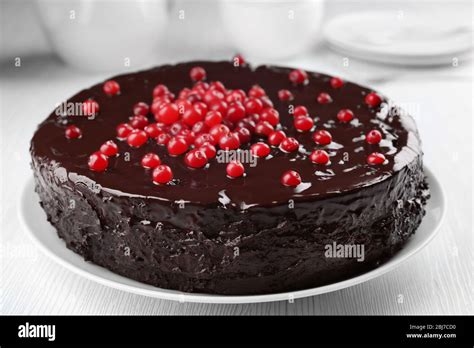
(30, 60), (429, 295)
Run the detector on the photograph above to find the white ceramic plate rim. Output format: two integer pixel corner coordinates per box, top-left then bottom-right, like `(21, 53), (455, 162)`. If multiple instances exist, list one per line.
(18, 166), (446, 304)
(324, 41), (473, 66)
(323, 11), (473, 66)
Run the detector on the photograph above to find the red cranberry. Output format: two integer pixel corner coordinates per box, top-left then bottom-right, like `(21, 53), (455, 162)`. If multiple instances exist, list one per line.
(65, 125), (82, 139)
(186, 92), (199, 100)
(184, 149), (208, 168)
(337, 109), (354, 123)
(168, 121), (188, 136)
(154, 94), (172, 105)
(88, 152), (108, 172)
(281, 170), (301, 187)
(204, 111), (223, 128)
(233, 54), (245, 66)
(178, 129), (196, 146)
(255, 121), (274, 137)
(221, 118), (234, 130)
(103, 80), (120, 96)
(195, 133), (217, 147)
(293, 105), (308, 117)
(330, 77), (344, 89)
(365, 92), (382, 107)
(233, 88), (246, 98)
(156, 133), (171, 146)
(367, 152), (386, 165)
(280, 137), (299, 152)
(193, 101), (208, 116)
(250, 142), (271, 157)
(219, 132), (241, 150)
(152, 165), (173, 184)
(182, 108), (204, 126)
(185, 91), (200, 103)
(260, 96), (274, 109)
(204, 89), (224, 104)
(225, 90), (246, 103)
(237, 118), (256, 133)
(157, 103), (180, 125)
(153, 97), (170, 109)
(317, 92), (332, 104)
(226, 102), (246, 123)
(141, 153), (161, 169)
(294, 116), (314, 132)
(313, 130), (332, 145)
(200, 142), (217, 159)
(176, 99), (193, 114)
(100, 140), (118, 156)
(194, 81), (209, 91)
(310, 150), (330, 165)
(151, 100), (167, 115)
(133, 102), (149, 116)
(178, 88), (191, 100)
(191, 121), (208, 135)
(244, 98), (263, 114)
(190, 66), (206, 82)
(209, 100), (228, 115)
(82, 99), (99, 116)
(278, 89), (294, 101)
(167, 136), (189, 156)
(289, 69), (308, 85)
(260, 108), (279, 126)
(116, 123), (134, 140)
(366, 129), (382, 144)
(209, 124), (230, 142)
(144, 123), (163, 138)
(235, 127), (251, 144)
(268, 130), (286, 146)
(155, 96), (172, 106)
(210, 81), (226, 93)
(127, 130), (148, 148)
(187, 92), (203, 104)
(250, 113), (260, 123)
(227, 160), (245, 178)
(130, 115), (149, 129)
(153, 84), (169, 98)
(248, 85), (266, 98)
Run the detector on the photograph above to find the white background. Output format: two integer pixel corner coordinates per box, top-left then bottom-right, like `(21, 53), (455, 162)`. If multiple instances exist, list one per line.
(1, 0), (473, 314)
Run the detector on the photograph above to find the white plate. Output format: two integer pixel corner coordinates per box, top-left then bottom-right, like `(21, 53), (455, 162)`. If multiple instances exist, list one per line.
(323, 11), (473, 66)
(18, 167), (445, 304)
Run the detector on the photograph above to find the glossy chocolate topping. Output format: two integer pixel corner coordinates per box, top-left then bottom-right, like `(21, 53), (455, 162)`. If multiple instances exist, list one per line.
(31, 61), (421, 207)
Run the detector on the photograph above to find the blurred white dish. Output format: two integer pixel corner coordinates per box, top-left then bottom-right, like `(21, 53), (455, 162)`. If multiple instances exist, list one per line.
(37, 0), (168, 72)
(324, 11), (473, 66)
(220, 0), (325, 61)
(164, 0), (233, 61)
(19, 167), (445, 303)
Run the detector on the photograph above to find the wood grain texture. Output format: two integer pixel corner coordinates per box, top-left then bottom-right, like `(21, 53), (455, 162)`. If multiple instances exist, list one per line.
(0, 55), (472, 315)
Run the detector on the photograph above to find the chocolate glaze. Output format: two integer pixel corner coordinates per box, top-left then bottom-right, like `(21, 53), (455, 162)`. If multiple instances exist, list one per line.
(31, 61), (420, 207)
(30, 61), (428, 294)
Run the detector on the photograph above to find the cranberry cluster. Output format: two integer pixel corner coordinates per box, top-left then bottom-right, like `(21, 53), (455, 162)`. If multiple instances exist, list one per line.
(69, 59), (387, 188)
(87, 140), (118, 172)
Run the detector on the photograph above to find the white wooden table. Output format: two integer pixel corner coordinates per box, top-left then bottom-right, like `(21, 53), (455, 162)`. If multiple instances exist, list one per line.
(1, 50), (472, 315)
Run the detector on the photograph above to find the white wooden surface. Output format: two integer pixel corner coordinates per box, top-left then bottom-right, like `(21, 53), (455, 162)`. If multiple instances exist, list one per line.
(0, 51), (473, 315)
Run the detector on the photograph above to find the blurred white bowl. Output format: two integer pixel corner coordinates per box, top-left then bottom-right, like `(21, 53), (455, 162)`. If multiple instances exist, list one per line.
(219, 0), (325, 61)
(36, 0), (168, 72)
(164, 0), (234, 61)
